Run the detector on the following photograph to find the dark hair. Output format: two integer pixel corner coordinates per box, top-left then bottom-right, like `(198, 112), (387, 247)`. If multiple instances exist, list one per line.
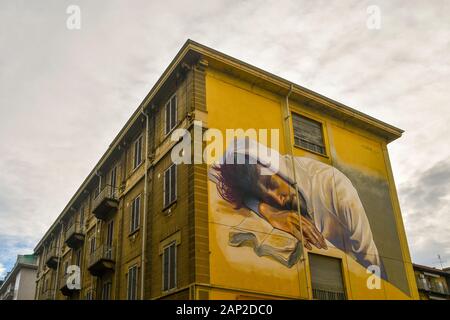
(211, 156), (263, 209)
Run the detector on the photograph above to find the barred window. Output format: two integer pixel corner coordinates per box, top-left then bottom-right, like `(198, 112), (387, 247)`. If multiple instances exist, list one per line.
(292, 114), (326, 155)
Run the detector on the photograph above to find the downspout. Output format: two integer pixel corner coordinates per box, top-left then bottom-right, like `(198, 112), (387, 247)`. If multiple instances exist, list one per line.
(53, 221), (63, 300)
(283, 84), (312, 300)
(140, 108), (150, 300)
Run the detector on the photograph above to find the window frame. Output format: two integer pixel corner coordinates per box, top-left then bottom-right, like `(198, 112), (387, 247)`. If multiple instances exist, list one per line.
(163, 164), (177, 208)
(162, 241), (177, 292)
(133, 135), (143, 170)
(130, 195), (141, 234)
(102, 281), (112, 300)
(291, 112), (327, 157)
(127, 265), (138, 300)
(308, 253), (347, 300)
(164, 93), (178, 136)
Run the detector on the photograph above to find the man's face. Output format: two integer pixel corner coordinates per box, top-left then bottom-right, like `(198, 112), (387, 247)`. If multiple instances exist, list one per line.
(257, 170), (296, 209)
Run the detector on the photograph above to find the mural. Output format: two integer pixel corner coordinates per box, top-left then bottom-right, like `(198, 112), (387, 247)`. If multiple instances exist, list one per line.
(208, 138), (387, 279)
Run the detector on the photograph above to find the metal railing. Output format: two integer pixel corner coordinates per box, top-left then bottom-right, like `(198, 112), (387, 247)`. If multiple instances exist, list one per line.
(65, 222), (84, 240)
(92, 185), (118, 209)
(89, 244), (115, 267)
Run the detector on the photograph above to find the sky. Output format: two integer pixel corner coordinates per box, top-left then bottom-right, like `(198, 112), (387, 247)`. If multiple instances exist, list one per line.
(0, 0), (449, 278)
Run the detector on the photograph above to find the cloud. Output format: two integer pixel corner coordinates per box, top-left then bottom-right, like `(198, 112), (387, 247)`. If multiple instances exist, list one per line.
(0, 235), (35, 278)
(0, 263), (6, 279)
(399, 160), (450, 267)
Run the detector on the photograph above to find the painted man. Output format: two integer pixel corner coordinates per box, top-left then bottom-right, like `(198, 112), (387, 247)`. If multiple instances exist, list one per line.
(211, 138), (384, 277)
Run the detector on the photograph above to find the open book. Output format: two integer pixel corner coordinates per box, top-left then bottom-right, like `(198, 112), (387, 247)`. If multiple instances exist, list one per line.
(228, 212), (302, 268)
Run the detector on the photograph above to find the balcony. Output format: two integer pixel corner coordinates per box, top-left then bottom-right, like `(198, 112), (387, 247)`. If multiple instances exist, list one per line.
(88, 245), (115, 277)
(65, 222), (85, 249)
(45, 246), (60, 269)
(92, 185), (119, 220)
(60, 272), (80, 297)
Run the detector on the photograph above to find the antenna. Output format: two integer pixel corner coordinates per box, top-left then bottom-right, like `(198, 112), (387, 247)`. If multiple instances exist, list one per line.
(435, 254), (446, 269)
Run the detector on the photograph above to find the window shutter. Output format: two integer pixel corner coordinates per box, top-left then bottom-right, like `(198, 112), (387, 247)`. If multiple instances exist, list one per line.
(169, 244), (176, 289)
(163, 247), (169, 291)
(170, 165), (176, 203)
(309, 254), (346, 300)
(165, 102), (171, 134)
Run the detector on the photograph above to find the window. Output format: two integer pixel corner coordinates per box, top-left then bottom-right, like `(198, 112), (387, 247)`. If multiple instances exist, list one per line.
(106, 220), (114, 247)
(130, 196), (141, 233)
(162, 242), (177, 291)
(292, 114), (326, 155)
(165, 94), (177, 134)
(75, 249), (82, 266)
(309, 254), (346, 300)
(63, 261), (69, 275)
(110, 166), (117, 190)
(133, 136), (143, 169)
(102, 281), (112, 300)
(163, 164), (177, 207)
(127, 265), (138, 300)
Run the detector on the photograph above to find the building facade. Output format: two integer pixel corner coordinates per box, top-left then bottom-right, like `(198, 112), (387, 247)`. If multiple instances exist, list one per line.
(33, 40), (419, 300)
(413, 264), (450, 300)
(0, 255), (37, 300)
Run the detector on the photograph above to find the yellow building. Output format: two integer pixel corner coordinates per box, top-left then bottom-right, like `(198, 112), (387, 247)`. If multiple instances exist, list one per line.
(414, 264), (450, 300)
(33, 40), (419, 300)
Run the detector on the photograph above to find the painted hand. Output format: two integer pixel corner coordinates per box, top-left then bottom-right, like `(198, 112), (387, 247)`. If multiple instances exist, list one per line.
(259, 203), (327, 250)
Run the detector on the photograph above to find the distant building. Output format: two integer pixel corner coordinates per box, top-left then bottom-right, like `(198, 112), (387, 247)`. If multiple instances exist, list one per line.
(0, 255), (38, 300)
(413, 264), (450, 300)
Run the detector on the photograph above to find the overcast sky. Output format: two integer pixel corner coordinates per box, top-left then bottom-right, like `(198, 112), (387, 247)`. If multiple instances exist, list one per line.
(0, 0), (449, 277)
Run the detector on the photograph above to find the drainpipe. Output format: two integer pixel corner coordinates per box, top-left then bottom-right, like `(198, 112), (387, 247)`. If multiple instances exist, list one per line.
(53, 221), (64, 300)
(140, 108), (150, 300)
(283, 84), (312, 300)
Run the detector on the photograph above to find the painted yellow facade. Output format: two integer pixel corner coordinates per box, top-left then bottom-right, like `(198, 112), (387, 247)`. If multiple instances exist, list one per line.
(204, 66), (418, 300)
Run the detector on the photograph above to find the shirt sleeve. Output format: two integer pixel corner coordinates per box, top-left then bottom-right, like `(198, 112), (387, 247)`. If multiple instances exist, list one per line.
(333, 169), (382, 270)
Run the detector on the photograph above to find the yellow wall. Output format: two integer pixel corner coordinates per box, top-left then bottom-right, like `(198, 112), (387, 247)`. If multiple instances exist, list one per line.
(205, 66), (418, 300)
